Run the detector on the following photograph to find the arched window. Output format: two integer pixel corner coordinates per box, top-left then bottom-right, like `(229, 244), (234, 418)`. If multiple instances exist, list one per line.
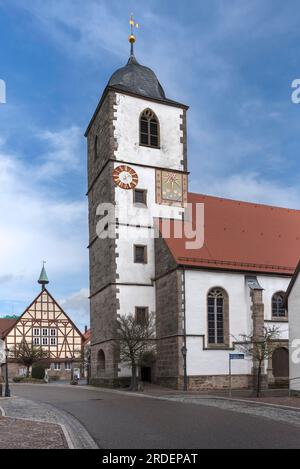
(272, 292), (286, 319)
(94, 135), (99, 160)
(97, 349), (105, 375)
(140, 109), (160, 148)
(207, 288), (229, 346)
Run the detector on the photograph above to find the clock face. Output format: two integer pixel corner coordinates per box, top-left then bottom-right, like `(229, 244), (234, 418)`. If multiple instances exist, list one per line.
(113, 165), (139, 190)
(161, 171), (183, 202)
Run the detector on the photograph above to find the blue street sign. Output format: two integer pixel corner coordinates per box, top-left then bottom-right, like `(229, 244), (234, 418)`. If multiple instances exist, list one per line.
(229, 354), (245, 360)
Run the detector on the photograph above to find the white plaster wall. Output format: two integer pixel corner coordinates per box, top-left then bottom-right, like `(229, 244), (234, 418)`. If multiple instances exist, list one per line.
(114, 163), (184, 226)
(113, 93), (186, 378)
(187, 337), (252, 376)
(116, 225), (155, 284)
(185, 270), (291, 376)
(114, 93), (185, 171)
(288, 274), (300, 391)
(117, 285), (156, 318)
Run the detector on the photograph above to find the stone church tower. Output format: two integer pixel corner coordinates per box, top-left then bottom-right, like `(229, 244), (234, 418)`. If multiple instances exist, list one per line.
(85, 33), (189, 386)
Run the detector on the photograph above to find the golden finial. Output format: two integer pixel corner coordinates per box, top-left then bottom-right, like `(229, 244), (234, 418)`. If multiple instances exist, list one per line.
(129, 13), (140, 55)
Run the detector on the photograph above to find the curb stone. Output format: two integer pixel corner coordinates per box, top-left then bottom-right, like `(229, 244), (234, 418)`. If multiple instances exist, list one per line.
(0, 397), (98, 449)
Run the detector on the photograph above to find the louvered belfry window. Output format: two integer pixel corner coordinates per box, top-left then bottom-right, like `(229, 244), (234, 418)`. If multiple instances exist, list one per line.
(140, 109), (160, 148)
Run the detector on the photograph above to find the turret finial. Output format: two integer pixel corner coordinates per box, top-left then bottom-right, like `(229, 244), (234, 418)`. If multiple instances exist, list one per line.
(38, 261), (49, 291)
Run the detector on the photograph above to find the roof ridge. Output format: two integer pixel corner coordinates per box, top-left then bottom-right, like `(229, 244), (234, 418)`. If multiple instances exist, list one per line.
(188, 192), (300, 213)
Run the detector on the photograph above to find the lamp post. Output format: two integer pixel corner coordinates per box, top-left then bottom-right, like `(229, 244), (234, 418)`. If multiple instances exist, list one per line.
(5, 347), (11, 398)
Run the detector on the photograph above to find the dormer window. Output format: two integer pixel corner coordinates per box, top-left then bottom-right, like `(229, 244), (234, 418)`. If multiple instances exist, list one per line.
(140, 109), (160, 148)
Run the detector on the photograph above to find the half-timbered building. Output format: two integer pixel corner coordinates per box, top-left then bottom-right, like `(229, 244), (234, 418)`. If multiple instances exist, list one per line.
(0, 267), (83, 380)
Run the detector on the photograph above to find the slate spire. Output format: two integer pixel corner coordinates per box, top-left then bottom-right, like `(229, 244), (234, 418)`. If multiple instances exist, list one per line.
(38, 262), (49, 290)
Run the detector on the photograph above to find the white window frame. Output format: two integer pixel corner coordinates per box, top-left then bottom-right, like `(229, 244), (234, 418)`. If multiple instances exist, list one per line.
(54, 362), (61, 371)
(42, 328), (48, 337)
(50, 337), (57, 346)
(42, 337), (48, 346)
(33, 337), (40, 346)
(50, 329), (57, 336)
(33, 328), (40, 336)
(65, 362), (71, 371)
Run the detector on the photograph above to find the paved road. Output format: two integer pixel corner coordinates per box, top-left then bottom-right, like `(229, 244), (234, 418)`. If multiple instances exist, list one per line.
(11, 384), (300, 449)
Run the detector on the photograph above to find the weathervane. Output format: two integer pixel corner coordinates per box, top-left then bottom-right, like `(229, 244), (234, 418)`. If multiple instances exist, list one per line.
(129, 13), (140, 56)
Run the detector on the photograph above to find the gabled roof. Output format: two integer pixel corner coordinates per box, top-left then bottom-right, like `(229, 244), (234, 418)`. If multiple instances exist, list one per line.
(0, 319), (18, 339)
(3, 289), (84, 340)
(159, 193), (300, 275)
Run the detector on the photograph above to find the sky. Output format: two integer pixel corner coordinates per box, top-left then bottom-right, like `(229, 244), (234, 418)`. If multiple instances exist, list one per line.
(0, 0), (300, 329)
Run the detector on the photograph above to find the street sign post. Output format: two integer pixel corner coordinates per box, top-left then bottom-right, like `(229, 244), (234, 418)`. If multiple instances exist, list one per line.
(229, 353), (245, 397)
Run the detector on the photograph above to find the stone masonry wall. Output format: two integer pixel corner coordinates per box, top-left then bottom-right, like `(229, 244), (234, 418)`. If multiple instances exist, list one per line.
(87, 90), (119, 385)
(155, 236), (183, 386)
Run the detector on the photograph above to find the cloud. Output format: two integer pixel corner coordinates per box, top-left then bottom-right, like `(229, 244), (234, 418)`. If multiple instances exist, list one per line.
(190, 171), (300, 209)
(36, 126), (83, 179)
(11, 0), (128, 61)
(59, 288), (90, 331)
(0, 129), (88, 308)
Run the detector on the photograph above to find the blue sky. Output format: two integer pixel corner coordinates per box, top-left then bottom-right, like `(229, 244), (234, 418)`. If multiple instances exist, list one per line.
(0, 0), (300, 328)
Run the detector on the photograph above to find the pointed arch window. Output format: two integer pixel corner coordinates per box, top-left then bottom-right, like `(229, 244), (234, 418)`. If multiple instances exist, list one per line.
(207, 288), (229, 346)
(272, 292), (287, 319)
(140, 109), (160, 148)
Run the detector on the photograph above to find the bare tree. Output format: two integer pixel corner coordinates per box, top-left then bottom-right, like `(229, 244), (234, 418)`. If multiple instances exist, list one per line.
(236, 326), (280, 397)
(13, 341), (49, 378)
(117, 312), (156, 391)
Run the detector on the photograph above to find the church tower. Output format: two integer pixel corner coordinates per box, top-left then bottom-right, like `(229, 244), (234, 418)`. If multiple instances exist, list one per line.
(86, 24), (189, 386)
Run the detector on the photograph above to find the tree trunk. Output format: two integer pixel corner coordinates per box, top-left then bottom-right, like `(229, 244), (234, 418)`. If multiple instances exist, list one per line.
(26, 365), (30, 378)
(256, 362), (262, 398)
(131, 363), (138, 391)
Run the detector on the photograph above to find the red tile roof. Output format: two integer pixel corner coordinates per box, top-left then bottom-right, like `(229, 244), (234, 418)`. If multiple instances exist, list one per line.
(83, 328), (91, 345)
(0, 319), (17, 338)
(159, 193), (300, 275)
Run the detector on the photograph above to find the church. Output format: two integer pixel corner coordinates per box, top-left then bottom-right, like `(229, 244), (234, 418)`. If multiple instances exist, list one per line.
(86, 31), (300, 390)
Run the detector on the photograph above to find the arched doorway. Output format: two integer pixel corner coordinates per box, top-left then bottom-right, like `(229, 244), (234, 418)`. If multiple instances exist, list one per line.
(272, 348), (289, 386)
(97, 349), (105, 376)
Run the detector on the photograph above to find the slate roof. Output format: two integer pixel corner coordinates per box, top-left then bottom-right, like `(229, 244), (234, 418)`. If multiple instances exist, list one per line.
(108, 55), (166, 101)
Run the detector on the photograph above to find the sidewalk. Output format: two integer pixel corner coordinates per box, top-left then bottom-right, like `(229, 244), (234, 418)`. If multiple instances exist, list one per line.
(0, 415), (68, 449)
(0, 397), (98, 449)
